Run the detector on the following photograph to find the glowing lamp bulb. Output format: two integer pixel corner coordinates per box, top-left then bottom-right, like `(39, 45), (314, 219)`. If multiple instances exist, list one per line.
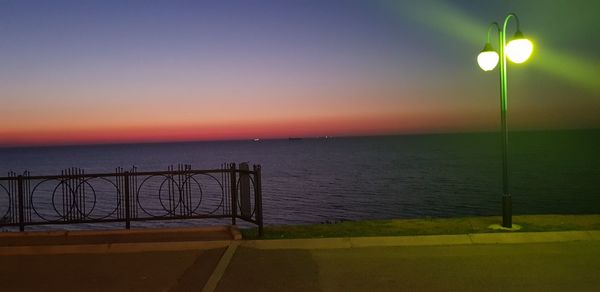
(477, 43), (499, 71)
(506, 31), (533, 63)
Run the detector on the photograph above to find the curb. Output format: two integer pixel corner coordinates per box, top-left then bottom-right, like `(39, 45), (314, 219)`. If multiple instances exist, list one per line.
(0, 240), (231, 256)
(241, 230), (600, 250)
(0, 225), (239, 255)
(2, 230), (598, 255)
(0, 225), (234, 239)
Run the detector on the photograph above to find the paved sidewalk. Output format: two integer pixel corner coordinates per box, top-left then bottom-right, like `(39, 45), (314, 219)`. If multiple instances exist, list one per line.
(0, 247), (226, 292)
(0, 226), (235, 291)
(216, 232), (600, 291)
(213, 231), (600, 292)
(217, 241), (600, 291)
(1, 229), (599, 291)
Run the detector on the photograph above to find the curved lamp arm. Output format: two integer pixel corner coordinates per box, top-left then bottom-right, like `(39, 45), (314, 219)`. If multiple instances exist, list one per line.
(486, 13), (520, 46)
(502, 13), (520, 38)
(486, 22), (500, 44)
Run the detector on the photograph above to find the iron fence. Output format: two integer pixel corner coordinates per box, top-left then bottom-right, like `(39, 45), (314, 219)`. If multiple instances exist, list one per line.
(0, 163), (263, 236)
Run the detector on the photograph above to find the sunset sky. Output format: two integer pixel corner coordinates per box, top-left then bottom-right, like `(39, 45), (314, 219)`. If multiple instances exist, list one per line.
(0, 0), (598, 147)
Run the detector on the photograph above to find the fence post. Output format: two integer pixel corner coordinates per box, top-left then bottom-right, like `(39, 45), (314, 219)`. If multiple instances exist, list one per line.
(124, 171), (131, 229)
(239, 163), (251, 218)
(17, 175), (25, 232)
(254, 165), (264, 237)
(230, 163), (237, 225)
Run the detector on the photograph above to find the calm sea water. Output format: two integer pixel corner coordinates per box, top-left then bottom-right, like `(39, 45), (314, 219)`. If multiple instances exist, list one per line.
(1, 129), (599, 227)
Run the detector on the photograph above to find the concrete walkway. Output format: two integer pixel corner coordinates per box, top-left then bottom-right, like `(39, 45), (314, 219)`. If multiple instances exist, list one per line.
(219, 240), (600, 292)
(1, 229), (599, 291)
(0, 226), (236, 291)
(214, 231), (600, 292)
(0, 247), (226, 292)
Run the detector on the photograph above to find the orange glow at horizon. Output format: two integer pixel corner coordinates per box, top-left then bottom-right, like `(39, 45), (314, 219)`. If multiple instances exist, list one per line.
(0, 109), (498, 147)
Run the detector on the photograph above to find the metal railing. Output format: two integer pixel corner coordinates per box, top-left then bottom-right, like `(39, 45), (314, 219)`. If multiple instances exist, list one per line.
(0, 163), (263, 236)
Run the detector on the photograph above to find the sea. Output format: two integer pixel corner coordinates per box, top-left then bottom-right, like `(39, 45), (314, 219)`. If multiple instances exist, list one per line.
(1, 129), (599, 228)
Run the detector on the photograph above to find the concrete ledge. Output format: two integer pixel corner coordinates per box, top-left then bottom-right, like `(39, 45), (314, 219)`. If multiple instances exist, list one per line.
(243, 237), (352, 249)
(588, 230), (600, 241)
(0, 240), (231, 256)
(3, 229), (598, 254)
(0, 225), (232, 238)
(0, 225), (237, 247)
(0, 230), (69, 238)
(350, 234), (472, 248)
(469, 231), (592, 244)
(243, 230), (600, 250)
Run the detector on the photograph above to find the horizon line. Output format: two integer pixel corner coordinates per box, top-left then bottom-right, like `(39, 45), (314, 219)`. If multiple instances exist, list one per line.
(1, 127), (597, 150)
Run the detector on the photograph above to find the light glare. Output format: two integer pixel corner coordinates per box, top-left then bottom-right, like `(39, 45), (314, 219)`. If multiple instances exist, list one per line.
(477, 51), (499, 71)
(506, 38), (533, 63)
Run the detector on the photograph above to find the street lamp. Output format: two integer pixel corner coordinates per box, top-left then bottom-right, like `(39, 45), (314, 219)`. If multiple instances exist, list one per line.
(477, 13), (533, 228)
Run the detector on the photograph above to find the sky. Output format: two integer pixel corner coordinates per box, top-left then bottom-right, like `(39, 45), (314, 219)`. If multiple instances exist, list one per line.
(0, 0), (598, 147)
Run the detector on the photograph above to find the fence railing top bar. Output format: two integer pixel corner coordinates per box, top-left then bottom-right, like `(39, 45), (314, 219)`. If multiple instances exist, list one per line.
(129, 168), (256, 177)
(0, 167), (258, 181)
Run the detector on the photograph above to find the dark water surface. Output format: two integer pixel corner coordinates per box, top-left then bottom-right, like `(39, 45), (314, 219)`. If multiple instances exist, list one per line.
(1, 129), (599, 226)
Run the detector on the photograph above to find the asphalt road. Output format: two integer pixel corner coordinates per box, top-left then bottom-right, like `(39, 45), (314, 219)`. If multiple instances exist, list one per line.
(217, 241), (600, 292)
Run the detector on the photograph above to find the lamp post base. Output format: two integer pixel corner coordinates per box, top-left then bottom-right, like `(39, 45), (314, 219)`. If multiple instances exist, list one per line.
(502, 194), (512, 228)
(488, 223), (521, 231)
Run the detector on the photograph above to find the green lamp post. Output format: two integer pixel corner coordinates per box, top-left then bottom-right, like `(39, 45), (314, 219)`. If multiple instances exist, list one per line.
(477, 13), (533, 228)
